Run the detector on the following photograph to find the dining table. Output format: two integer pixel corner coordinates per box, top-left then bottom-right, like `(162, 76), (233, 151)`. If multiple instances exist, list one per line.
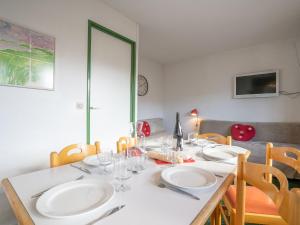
(2, 143), (250, 225)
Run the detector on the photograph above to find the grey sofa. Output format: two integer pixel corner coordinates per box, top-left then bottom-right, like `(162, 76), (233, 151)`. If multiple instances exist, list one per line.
(200, 120), (300, 179)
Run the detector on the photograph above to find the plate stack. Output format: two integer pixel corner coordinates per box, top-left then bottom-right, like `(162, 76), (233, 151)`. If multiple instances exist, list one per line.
(202, 145), (239, 163)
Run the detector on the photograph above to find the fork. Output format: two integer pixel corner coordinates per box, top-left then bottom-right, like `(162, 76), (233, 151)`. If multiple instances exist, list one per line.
(70, 164), (92, 174)
(31, 175), (84, 198)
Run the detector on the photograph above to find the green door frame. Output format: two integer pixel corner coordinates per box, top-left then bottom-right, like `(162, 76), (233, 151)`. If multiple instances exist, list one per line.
(86, 20), (136, 144)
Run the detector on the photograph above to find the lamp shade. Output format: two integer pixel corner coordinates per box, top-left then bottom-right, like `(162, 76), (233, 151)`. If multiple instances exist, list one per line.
(190, 108), (199, 116)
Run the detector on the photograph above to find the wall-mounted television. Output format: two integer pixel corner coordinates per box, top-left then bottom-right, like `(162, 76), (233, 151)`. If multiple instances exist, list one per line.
(233, 70), (279, 98)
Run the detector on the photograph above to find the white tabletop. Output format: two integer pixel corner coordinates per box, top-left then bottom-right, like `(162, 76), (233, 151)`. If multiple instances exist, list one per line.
(8, 145), (244, 225)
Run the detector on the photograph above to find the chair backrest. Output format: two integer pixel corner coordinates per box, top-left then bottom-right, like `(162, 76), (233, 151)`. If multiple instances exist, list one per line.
(198, 132), (232, 145)
(116, 137), (136, 153)
(266, 143), (300, 182)
(50, 141), (100, 167)
(236, 154), (300, 225)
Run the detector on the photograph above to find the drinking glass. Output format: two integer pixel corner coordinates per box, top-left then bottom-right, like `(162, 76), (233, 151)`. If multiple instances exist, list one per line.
(127, 138), (147, 172)
(188, 132), (197, 144)
(113, 154), (132, 192)
(161, 135), (173, 153)
(166, 149), (178, 167)
(97, 149), (113, 174)
(197, 139), (207, 152)
(137, 134), (146, 151)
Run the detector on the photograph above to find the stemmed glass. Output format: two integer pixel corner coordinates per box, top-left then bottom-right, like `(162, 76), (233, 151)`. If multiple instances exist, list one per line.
(113, 154), (132, 192)
(137, 121), (146, 150)
(128, 122), (136, 138)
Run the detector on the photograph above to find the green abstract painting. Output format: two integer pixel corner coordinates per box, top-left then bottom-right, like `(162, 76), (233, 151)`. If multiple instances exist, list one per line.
(0, 19), (54, 90)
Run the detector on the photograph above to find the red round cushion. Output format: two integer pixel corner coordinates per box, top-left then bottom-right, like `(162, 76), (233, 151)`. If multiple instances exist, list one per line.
(231, 124), (255, 141)
(141, 121), (151, 137)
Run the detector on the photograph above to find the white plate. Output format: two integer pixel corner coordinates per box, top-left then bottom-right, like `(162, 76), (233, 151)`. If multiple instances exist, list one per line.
(36, 179), (114, 218)
(161, 166), (217, 190)
(83, 155), (100, 166)
(202, 146), (241, 161)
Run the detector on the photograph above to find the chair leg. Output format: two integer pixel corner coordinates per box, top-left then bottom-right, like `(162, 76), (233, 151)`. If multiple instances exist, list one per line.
(210, 208), (216, 225)
(229, 211), (235, 225)
(215, 205), (222, 225)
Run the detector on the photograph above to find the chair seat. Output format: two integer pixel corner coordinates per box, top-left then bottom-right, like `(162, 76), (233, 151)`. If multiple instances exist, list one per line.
(225, 185), (279, 215)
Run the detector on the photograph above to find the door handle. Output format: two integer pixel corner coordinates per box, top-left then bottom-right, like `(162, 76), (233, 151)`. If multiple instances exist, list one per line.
(90, 106), (101, 110)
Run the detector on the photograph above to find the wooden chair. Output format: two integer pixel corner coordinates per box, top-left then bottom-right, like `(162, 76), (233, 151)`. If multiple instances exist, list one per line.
(220, 144), (300, 225)
(235, 154), (300, 225)
(198, 133), (232, 145)
(116, 137), (136, 153)
(266, 143), (300, 182)
(200, 133), (231, 225)
(50, 142), (100, 167)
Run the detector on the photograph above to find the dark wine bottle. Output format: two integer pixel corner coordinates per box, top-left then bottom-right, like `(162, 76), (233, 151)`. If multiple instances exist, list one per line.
(173, 112), (183, 151)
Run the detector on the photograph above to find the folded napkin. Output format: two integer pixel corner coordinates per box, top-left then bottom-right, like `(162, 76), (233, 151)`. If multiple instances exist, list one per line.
(147, 150), (196, 164)
(147, 151), (183, 164)
(154, 158), (195, 165)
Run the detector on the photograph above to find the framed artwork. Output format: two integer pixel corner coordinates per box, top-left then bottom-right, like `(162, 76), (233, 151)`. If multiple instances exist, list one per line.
(0, 18), (55, 90)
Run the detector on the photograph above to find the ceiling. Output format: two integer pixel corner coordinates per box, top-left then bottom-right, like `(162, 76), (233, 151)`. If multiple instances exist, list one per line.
(103, 0), (300, 64)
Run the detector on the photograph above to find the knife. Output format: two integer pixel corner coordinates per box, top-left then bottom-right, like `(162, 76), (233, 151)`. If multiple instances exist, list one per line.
(86, 205), (125, 225)
(159, 183), (200, 200)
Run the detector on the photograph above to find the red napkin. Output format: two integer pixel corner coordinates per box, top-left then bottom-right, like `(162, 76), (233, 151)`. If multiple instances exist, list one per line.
(154, 158), (195, 165)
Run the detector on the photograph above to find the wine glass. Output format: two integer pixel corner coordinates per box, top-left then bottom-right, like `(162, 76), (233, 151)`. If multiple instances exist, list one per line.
(128, 122), (137, 138)
(113, 154), (132, 192)
(137, 122), (146, 151)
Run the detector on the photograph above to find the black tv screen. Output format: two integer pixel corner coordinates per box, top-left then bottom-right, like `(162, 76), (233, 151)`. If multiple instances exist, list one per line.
(235, 71), (278, 98)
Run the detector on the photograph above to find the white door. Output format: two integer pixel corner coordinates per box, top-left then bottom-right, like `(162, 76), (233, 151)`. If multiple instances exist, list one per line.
(89, 26), (133, 150)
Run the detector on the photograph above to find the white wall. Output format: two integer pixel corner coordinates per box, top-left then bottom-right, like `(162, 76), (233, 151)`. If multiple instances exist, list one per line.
(0, 0), (138, 179)
(137, 57), (164, 120)
(164, 38), (300, 133)
(0, 0), (138, 223)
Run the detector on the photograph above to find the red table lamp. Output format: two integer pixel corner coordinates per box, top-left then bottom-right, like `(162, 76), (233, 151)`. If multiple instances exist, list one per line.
(190, 108), (199, 127)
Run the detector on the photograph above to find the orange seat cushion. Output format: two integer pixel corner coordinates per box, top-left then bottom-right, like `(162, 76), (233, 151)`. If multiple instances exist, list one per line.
(225, 185), (279, 215)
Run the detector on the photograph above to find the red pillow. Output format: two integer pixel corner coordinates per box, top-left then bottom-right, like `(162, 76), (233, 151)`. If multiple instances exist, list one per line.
(231, 124), (255, 141)
(139, 121), (151, 137)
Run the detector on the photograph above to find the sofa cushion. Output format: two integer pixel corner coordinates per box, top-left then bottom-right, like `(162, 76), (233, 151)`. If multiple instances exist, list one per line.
(140, 121), (151, 137)
(143, 118), (165, 134)
(200, 120), (300, 145)
(231, 124), (256, 141)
